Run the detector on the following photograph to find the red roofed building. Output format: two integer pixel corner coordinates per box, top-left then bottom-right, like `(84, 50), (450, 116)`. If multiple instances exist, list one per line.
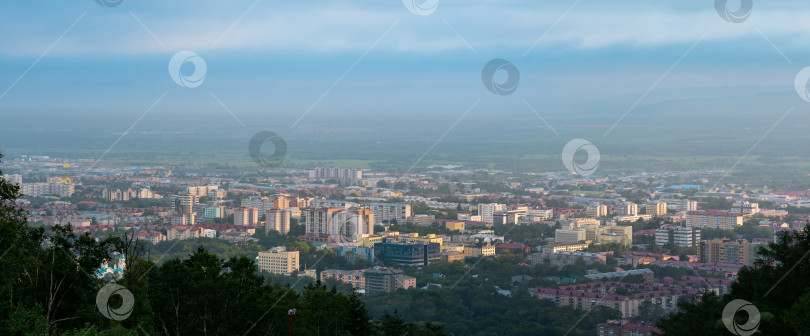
(597, 320), (661, 336)
(495, 242), (531, 254)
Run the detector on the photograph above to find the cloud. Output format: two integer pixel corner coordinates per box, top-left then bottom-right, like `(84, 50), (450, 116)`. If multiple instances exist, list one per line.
(1, 2), (810, 57)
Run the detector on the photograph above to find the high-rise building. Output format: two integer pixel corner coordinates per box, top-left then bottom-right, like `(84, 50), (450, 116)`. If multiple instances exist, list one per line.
(266, 209), (291, 234)
(699, 238), (756, 266)
(234, 207), (259, 227)
(4, 174), (22, 185)
(369, 203), (411, 223)
(186, 185), (219, 197)
(308, 167), (363, 182)
(273, 196), (290, 209)
(242, 197), (274, 213)
(655, 224), (700, 247)
(256, 246), (299, 274)
(645, 201), (667, 216)
(665, 199), (697, 212)
(586, 203), (608, 217)
(174, 194), (198, 215)
(203, 206), (223, 219)
(303, 208), (374, 242)
(478, 203), (506, 224)
(616, 202), (638, 216)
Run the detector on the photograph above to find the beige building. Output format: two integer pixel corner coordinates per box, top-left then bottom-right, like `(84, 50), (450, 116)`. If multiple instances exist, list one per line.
(699, 238), (755, 266)
(555, 229), (587, 243)
(266, 209), (291, 234)
(686, 211), (743, 230)
(586, 203), (608, 218)
(464, 242), (496, 258)
(234, 207), (259, 227)
(616, 202), (638, 216)
(646, 201), (667, 216)
(257, 246), (299, 275)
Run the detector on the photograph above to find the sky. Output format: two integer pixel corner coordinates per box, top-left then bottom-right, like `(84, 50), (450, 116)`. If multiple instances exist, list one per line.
(2, 0), (810, 154)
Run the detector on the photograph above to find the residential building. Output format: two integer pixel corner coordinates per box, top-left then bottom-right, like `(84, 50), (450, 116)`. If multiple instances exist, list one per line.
(303, 208), (374, 242)
(478, 203), (506, 224)
(732, 201), (760, 215)
(309, 167), (363, 182)
(646, 201), (667, 216)
(234, 207), (259, 227)
(530, 287), (638, 318)
(586, 203), (608, 218)
(369, 203), (412, 223)
(256, 246), (299, 275)
(463, 242), (496, 258)
(364, 267), (416, 294)
(266, 209), (291, 234)
(529, 251), (607, 267)
(541, 242), (589, 254)
(174, 194), (198, 215)
(655, 225), (701, 247)
(686, 211), (743, 230)
(597, 321), (661, 336)
(242, 197), (275, 213)
(21, 181), (75, 197)
(168, 225), (202, 240)
(186, 185), (219, 197)
(665, 199), (698, 212)
(321, 269), (365, 289)
(203, 206), (223, 219)
(699, 238), (755, 266)
(616, 202), (638, 216)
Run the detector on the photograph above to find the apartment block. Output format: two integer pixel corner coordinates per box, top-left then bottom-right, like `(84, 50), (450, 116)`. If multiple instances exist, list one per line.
(586, 203), (608, 218)
(375, 241), (441, 266)
(369, 203), (411, 223)
(616, 202), (638, 216)
(646, 201), (667, 216)
(266, 209), (291, 234)
(686, 211), (743, 230)
(234, 207), (259, 227)
(478, 203), (506, 224)
(256, 246), (299, 275)
(699, 238), (755, 266)
(655, 225), (701, 247)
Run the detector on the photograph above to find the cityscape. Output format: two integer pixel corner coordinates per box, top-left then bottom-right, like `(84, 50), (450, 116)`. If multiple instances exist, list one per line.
(3, 0), (810, 335)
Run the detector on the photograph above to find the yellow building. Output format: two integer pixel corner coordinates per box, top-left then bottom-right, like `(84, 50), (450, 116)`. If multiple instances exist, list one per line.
(445, 221), (465, 231)
(646, 202), (667, 216)
(402, 233), (443, 247)
(464, 242), (496, 258)
(257, 247), (299, 275)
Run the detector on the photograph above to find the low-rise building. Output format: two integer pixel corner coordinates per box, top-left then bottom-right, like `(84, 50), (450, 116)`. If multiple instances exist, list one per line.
(257, 246), (299, 275)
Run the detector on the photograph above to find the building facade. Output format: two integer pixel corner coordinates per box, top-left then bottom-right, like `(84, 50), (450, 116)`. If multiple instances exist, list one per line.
(257, 246), (299, 275)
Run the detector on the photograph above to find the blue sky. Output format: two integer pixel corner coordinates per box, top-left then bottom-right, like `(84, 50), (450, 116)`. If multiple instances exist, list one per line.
(2, 0), (810, 131)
